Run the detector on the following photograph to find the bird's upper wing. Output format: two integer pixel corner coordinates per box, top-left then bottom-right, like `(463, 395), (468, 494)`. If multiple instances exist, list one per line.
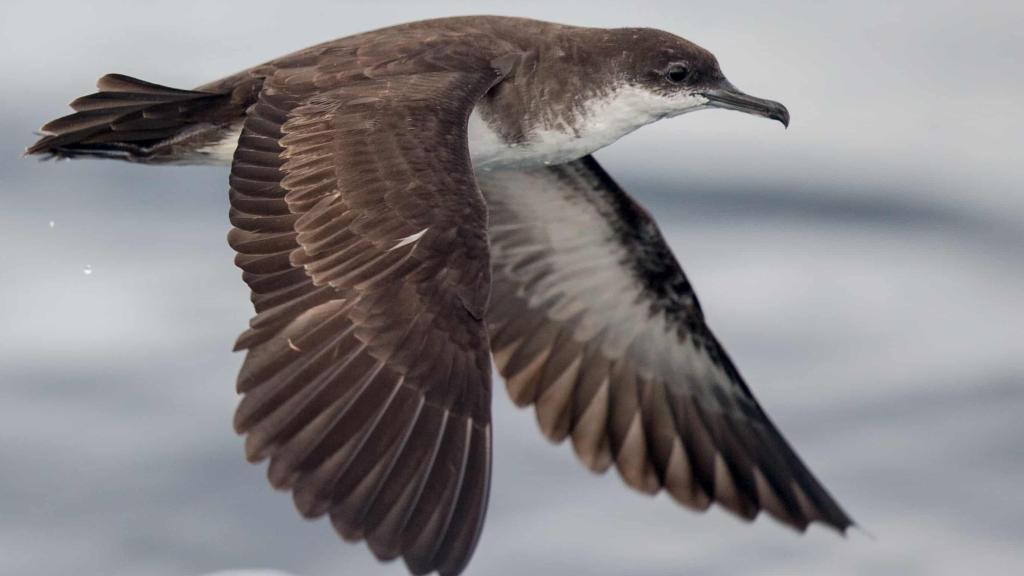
(479, 156), (853, 532)
(227, 40), (517, 576)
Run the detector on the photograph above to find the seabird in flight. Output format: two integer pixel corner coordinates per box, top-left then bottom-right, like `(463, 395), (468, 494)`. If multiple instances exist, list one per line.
(28, 15), (851, 576)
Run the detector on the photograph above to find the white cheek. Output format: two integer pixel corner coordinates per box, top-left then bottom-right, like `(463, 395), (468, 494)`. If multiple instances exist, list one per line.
(665, 92), (710, 116)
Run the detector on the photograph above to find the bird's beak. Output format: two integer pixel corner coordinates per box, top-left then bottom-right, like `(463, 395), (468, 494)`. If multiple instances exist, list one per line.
(702, 81), (790, 128)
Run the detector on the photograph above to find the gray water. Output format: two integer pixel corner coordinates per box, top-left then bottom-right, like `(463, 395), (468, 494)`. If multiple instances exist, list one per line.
(2, 2), (1022, 575)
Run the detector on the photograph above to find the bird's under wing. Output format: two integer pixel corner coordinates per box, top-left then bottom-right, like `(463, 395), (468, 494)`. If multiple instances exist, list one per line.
(479, 156), (853, 532)
(226, 44), (516, 576)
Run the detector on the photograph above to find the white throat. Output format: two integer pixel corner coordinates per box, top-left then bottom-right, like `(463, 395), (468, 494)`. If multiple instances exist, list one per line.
(468, 85), (707, 170)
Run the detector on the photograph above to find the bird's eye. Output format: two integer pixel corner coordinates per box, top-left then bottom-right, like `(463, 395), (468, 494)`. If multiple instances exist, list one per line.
(666, 65), (689, 83)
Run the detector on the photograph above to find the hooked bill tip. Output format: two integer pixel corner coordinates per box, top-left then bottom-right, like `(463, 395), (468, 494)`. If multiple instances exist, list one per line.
(771, 104), (790, 128)
(703, 84), (790, 129)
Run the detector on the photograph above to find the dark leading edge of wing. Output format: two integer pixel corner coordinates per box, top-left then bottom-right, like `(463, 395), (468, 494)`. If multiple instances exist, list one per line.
(225, 40), (516, 575)
(479, 156), (853, 533)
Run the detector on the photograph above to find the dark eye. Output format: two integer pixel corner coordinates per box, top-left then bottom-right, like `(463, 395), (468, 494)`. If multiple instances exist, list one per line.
(666, 64), (689, 83)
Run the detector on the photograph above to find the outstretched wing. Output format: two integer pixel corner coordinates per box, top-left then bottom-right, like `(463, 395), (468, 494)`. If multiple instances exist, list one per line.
(227, 42), (515, 576)
(480, 156), (853, 532)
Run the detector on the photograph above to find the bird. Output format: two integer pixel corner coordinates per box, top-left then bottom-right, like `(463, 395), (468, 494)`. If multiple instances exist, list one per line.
(27, 15), (852, 576)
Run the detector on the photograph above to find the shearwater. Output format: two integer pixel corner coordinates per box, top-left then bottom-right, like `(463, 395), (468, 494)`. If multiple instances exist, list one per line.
(27, 15), (851, 576)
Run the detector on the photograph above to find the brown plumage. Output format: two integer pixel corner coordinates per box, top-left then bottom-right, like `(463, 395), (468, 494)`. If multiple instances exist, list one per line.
(27, 15), (851, 576)
(224, 36), (514, 576)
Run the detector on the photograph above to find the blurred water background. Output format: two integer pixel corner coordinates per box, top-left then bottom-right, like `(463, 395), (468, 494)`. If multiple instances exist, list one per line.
(1, 1), (1022, 575)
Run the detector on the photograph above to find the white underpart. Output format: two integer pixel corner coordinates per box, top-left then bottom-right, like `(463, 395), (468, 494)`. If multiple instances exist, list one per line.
(388, 227), (428, 251)
(469, 85), (708, 170)
(197, 123), (243, 165)
(481, 167), (732, 407)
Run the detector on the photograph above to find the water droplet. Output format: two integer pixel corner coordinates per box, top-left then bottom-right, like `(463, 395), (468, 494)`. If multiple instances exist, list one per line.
(48, 220), (55, 229)
(83, 264), (93, 276)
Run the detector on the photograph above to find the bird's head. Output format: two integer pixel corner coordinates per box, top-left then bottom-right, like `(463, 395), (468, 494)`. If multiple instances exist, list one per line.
(608, 28), (790, 128)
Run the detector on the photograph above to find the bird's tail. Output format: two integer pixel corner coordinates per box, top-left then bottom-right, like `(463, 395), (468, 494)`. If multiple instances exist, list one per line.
(26, 73), (257, 164)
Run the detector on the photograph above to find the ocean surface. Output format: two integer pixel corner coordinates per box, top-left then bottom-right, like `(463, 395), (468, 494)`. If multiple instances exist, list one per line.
(2, 2), (1022, 575)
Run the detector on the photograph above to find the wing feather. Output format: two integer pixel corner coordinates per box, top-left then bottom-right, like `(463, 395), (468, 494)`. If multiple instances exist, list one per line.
(479, 156), (853, 532)
(227, 36), (516, 575)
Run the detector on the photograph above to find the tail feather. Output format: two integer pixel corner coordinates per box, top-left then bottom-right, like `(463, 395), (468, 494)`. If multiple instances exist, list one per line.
(69, 90), (199, 112)
(94, 73), (199, 95)
(27, 73), (257, 163)
(40, 105), (153, 134)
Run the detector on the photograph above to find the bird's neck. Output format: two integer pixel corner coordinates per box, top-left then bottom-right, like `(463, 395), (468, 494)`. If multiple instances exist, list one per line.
(468, 82), (667, 171)
(466, 29), (680, 170)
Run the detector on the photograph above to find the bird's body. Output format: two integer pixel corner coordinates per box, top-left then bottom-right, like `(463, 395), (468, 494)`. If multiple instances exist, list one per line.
(189, 83), (671, 170)
(28, 15), (848, 576)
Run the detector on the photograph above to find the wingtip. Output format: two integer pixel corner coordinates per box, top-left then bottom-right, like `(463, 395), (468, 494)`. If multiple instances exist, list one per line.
(825, 508), (863, 538)
(848, 521), (875, 541)
(800, 512), (858, 538)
